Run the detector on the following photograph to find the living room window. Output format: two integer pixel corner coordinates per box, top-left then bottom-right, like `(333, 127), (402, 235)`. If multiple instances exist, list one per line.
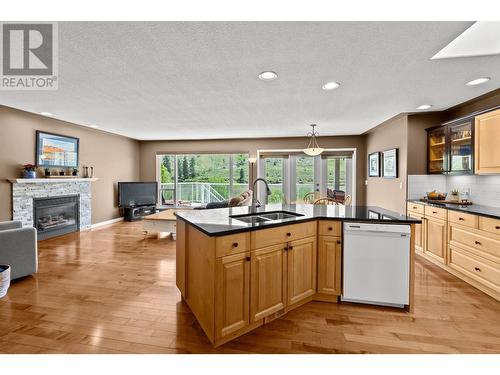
(157, 153), (249, 207)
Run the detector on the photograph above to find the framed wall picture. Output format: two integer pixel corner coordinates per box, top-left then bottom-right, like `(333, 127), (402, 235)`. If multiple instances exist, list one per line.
(368, 152), (380, 177)
(36, 131), (79, 168)
(382, 148), (398, 178)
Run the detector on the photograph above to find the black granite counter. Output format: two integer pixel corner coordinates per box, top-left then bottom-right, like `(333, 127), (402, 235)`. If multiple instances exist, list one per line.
(407, 199), (500, 220)
(175, 204), (420, 236)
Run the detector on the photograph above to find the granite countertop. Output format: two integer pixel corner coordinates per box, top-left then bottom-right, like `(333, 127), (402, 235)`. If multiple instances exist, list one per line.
(407, 199), (500, 220)
(175, 204), (420, 236)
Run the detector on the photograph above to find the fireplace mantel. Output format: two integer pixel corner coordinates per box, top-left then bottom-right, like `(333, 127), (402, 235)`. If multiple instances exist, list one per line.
(7, 178), (99, 184)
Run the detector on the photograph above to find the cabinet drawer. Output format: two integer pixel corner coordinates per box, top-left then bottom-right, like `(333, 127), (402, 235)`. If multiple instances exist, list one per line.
(448, 210), (478, 229)
(449, 245), (500, 292)
(479, 216), (500, 237)
(408, 203), (424, 214)
(216, 232), (250, 258)
(424, 206), (447, 221)
(318, 220), (341, 236)
(449, 225), (500, 260)
(251, 221), (317, 249)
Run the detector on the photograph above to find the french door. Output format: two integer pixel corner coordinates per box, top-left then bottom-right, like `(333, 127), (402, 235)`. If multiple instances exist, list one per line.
(258, 151), (354, 204)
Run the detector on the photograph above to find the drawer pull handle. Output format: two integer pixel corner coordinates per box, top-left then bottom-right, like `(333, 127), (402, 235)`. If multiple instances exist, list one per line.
(288, 246), (293, 250)
(284, 246), (289, 251)
(286, 232), (291, 237)
(459, 217), (465, 221)
(432, 211), (437, 214)
(246, 256), (251, 261)
(232, 242), (238, 248)
(474, 267), (481, 272)
(496, 226), (500, 230)
(328, 227), (333, 231)
(474, 241), (482, 245)
(337, 240), (341, 244)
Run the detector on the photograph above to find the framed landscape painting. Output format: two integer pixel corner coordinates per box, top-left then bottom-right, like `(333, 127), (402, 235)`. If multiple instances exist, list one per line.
(36, 131), (79, 168)
(368, 152), (380, 177)
(382, 148), (398, 178)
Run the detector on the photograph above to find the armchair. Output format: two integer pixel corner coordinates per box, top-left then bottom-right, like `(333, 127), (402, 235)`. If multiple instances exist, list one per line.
(0, 221), (38, 280)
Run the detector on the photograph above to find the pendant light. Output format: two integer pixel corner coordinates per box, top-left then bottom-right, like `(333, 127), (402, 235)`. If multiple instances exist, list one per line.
(303, 124), (324, 156)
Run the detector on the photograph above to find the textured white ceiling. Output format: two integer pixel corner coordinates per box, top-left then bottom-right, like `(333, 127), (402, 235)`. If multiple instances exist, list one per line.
(1, 21), (500, 140)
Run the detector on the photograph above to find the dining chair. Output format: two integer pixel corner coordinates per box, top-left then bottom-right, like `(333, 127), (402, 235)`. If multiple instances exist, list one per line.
(313, 197), (338, 205)
(344, 195), (352, 206)
(303, 191), (321, 204)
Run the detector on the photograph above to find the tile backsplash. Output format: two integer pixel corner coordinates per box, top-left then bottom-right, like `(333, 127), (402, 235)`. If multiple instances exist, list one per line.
(408, 174), (500, 208)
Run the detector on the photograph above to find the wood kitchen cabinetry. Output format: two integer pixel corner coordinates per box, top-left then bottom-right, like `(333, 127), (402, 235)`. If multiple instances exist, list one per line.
(177, 217), (415, 346)
(250, 243), (286, 322)
(317, 220), (342, 299)
(424, 206), (447, 264)
(215, 252), (250, 339)
(475, 107), (500, 174)
(426, 117), (474, 175)
(287, 236), (317, 305)
(317, 236), (342, 296)
(409, 202), (500, 301)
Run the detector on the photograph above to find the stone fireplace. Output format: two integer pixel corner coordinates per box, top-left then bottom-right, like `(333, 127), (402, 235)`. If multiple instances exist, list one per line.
(34, 195), (80, 240)
(9, 178), (96, 239)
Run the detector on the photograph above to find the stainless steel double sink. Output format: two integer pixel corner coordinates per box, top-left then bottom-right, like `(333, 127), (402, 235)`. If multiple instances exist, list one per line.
(230, 210), (304, 224)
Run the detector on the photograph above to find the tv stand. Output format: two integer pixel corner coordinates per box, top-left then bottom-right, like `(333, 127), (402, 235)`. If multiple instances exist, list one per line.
(123, 205), (157, 222)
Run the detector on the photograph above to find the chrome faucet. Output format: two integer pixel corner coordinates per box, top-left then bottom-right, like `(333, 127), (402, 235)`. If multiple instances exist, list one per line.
(252, 178), (272, 209)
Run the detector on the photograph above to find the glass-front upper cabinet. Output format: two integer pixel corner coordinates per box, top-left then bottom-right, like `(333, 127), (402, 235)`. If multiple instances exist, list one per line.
(448, 119), (473, 174)
(426, 117), (474, 175)
(428, 127), (447, 174)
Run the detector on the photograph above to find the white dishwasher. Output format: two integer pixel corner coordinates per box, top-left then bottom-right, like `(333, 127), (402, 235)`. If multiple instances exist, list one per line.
(342, 222), (410, 308)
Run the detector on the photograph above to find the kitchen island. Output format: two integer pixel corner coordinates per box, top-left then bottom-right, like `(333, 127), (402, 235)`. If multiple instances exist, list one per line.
(175, 204), (420, 347)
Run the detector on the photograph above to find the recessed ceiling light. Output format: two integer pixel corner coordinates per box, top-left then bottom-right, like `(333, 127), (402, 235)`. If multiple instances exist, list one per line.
(39, 111), (53, 117)
(466, 77), (490, 86)
(416, 104), (432, 110)
(322, 81), (340, 91)
(258, 71), (277, 81)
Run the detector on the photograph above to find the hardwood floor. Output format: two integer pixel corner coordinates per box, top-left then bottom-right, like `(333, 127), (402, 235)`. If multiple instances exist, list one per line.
(1, 221), (499, 354)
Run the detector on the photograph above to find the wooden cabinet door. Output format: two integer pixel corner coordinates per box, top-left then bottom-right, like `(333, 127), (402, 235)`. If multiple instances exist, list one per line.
(317, 236), (341, 296)
(475, 108), (500, 174)
(287, 236), (317, 305)
(215, 252), (250, 339)
(426, 218), (446, 263)
(407, 212), (424, 253)
(250, 244), (286, 322)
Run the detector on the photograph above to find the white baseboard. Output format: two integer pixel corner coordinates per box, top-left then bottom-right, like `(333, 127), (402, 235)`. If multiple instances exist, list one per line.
(90, 217), (123, 229)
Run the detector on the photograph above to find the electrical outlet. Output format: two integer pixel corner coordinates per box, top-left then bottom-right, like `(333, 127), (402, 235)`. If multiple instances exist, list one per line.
(365, 180), (368, 185)
(399, 182), (403, 189)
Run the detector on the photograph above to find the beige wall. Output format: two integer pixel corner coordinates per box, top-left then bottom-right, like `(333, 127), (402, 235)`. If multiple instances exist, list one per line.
(365, 115), (408, 214)
(0, 106), (140, 224)
(139, 136), (367, 205)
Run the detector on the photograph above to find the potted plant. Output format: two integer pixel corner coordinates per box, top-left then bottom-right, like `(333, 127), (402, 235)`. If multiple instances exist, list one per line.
(72, 168), (78, 176)
(44, 167), (51, 177)
(450, 189), (460, 202)
(22, 164), (37, 179)
(0, 265), (10, 298)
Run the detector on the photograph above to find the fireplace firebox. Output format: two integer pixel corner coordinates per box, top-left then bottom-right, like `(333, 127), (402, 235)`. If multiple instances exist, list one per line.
(33, 195), (80, 240)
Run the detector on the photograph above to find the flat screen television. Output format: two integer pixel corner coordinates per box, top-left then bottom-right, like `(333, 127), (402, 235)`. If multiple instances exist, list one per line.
(118, 182), (158, 207)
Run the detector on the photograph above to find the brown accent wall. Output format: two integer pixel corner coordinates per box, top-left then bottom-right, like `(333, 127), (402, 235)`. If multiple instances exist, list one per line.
(443, 88), (500, 120)
(365, 115), (408, 214)
(0, 106), (140, 224)
(139, 136), (367, 205)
